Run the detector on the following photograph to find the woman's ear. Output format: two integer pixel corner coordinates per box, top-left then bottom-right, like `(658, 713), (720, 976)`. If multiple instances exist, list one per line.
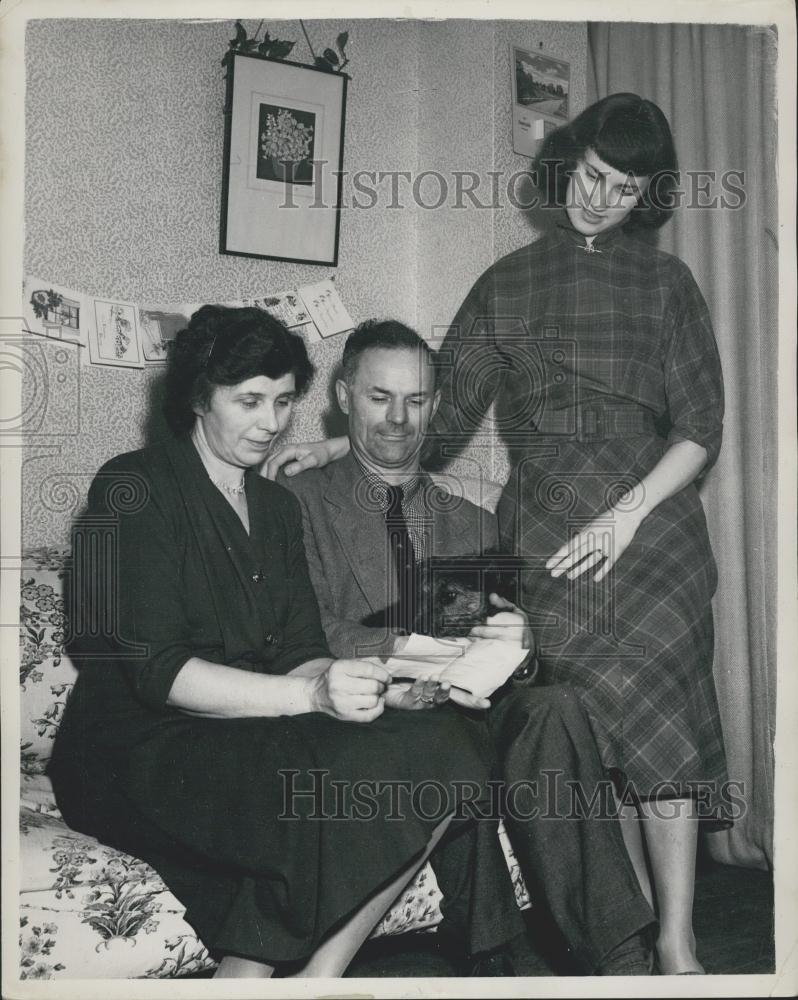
(191, 391), (210, 420)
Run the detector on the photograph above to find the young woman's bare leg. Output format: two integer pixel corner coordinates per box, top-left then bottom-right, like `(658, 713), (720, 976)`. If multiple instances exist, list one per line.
(640, 799), (704, 974)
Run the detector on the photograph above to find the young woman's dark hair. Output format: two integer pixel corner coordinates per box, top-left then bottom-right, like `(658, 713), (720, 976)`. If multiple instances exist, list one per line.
(532, 92), (679, 229)
(341, 319), (439, 389)
(164, 305), (315, 434)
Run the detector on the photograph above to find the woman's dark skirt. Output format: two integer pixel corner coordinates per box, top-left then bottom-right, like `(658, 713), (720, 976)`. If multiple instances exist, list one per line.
(50, 703), (498, 964)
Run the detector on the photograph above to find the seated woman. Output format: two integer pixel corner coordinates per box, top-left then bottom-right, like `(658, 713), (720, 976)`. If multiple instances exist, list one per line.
(49, 305), (513, 979)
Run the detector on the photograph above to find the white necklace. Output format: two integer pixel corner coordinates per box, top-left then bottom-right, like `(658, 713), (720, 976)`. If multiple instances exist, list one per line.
(213, 476), (246, 496)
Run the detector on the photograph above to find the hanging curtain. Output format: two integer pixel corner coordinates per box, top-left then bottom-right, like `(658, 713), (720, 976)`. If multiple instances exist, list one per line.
(588, 22), (777, 869)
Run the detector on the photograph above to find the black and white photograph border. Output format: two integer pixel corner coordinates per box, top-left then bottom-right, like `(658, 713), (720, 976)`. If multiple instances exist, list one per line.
(0, 1), (795, 999)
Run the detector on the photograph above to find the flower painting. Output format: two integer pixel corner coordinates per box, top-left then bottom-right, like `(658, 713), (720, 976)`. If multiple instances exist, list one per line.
(222, 54), (347, 263)
(256, 104), (316, 185)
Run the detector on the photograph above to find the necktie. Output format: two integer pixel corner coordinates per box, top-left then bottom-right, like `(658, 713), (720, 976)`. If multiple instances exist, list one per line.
(384, 484), (417, 633)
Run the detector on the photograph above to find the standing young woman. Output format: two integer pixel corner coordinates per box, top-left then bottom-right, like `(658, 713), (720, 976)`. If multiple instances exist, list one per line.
(269, 94), (731, 975)
(428, 92), (732, 976)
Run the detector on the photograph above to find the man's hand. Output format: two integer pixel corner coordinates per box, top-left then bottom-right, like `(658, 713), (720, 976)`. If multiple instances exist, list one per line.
(385, 676), (491, 712)
(308, 658), (390, 723)
(384, 676), (451, 711)
(445, 686), (492, 711)
(262, 436), (350, 480)
(468, 597), (538, 684)
(469, 596), (534, 650)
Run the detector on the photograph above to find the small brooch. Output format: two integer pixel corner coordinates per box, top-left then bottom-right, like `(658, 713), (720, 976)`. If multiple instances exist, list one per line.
(578, 242), (602, 254)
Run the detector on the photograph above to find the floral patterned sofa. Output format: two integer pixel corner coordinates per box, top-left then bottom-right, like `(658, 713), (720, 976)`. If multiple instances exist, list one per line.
(19, 546), (529, 980)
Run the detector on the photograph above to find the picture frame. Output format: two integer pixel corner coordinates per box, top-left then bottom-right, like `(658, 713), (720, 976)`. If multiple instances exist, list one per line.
(220, 53), (348, 266)
(510, 45), (569, 157)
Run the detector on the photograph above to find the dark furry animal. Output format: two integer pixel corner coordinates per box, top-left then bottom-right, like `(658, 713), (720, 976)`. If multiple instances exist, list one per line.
(412, 553), (523, 638)
(361, 552), (523, 638)
(361, 552), (537, 684)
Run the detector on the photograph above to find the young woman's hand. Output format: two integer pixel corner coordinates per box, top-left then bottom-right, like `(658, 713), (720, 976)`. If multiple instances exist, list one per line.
(546, 507), (643, 583)
(263, 436), (350, 480)
(309, 658), (390, 723)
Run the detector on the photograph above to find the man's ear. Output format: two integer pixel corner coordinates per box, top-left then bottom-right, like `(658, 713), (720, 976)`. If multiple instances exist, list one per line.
(335, 378), (350, 415)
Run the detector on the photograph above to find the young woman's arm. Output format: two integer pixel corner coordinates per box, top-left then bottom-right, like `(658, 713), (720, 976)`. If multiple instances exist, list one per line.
(263, 437), (350, 480)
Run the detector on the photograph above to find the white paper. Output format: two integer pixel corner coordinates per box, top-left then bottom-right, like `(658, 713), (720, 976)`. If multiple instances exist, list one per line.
(297, 278), (355, 339)
(384, 633), (529, 698)
(511, 106), (548, 157)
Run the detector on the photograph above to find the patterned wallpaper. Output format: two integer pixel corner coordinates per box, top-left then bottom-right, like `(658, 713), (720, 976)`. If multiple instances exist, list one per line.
(23, 18), (586, 546)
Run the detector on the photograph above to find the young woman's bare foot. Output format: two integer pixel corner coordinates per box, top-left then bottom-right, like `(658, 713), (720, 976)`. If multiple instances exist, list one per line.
(655, 933), (705, 975)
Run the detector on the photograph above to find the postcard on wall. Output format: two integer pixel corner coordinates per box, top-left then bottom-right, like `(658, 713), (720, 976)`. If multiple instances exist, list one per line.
(221, 291), (313, 330)
(22, 275), (90, 348)
(89, 299), (144, 368)
(137, 304), (198, 364)
(297, 279), (354, 340)
(259, 291), (312, 329)
(510, 45), (569, 155)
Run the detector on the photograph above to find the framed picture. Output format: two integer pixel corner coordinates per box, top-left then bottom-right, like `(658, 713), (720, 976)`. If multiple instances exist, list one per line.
(510, 45), (569, 157)
(221, 53), (348, 266)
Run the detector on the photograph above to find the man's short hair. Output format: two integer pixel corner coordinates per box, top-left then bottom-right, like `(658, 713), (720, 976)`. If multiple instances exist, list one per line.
(341, 320), (439, 389)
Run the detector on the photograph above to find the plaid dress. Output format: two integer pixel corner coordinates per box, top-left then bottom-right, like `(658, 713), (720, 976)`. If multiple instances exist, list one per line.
(429, 216), (730, 823)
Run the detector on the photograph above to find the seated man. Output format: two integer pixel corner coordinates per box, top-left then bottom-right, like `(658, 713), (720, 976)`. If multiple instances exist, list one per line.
(277, 320), (656, 976)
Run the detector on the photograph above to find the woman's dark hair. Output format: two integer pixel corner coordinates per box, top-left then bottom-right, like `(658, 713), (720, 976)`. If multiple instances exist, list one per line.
(164, 305), (315, 434)
(532, 92), (679, 229)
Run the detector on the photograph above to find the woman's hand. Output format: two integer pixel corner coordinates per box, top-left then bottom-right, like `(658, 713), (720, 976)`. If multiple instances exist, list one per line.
(263, 437), (350, 480)
(309, 658), (391, 723)
(546, 507), (643, 583)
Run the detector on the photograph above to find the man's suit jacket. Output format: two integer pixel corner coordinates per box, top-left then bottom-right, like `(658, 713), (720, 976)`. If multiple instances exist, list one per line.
(285, 451), (498, 658)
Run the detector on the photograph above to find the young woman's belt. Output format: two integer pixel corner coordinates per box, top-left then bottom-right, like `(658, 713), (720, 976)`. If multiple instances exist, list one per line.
(533, 405), (658, 442)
